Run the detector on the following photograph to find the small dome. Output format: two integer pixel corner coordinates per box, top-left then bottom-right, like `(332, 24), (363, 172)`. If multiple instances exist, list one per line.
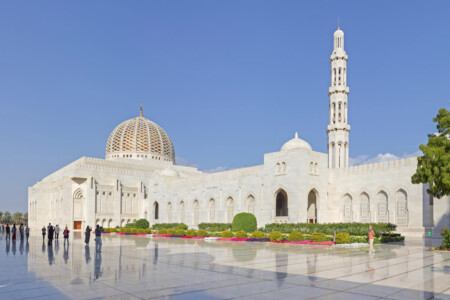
(106, 111), (175, 163)
(160, 167), (180, 177)
(281, 132), (312, 151)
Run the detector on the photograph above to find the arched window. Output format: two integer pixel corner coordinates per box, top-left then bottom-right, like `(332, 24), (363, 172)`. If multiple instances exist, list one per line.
(167, 202), (172, 223)
(226, 197), (234, 223)
(154, 201), (159, 220)
(396, 189), (408, 226)
(247, 195), (255, 214)
(377, 191), (389, 223)
(281, 162), (286, 174)
(343, 194), (352, 222)
(307, 190), (317, 223)
(209, 199), (215, 222)
(275, 163), (281, 175)
(360, 193), (370, 223)
(275, 189), (288, 217)
(193, 200), (200, 226)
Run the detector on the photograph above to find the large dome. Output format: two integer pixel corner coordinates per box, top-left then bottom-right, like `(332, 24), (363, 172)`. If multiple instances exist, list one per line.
(106, 112), (175, 163)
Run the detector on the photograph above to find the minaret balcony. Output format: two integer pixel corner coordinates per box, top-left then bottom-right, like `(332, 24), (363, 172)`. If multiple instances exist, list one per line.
(328, 86), (349, 95)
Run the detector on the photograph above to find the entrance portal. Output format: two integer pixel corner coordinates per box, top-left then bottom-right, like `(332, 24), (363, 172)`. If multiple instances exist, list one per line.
(275, 189), (288, 217)
(73, 221), (82, 230)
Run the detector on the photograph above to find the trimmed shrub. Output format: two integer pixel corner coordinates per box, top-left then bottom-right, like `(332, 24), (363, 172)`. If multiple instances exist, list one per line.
(197, 230), (208, 237)
(167, 229), (176, 236)
(380, 234), (405, 243)
(198, 223), (232, 231)
(251, 231), (266, 239)
(232, 213), (257, 232)
(221, 230), (234, 238)
(335, 232), (350, 244)
(120, 228), (130, 233)
(288, 231), (304, 242)
(144, 229), (152, 234)
(125, 223), (136, 228)
(137, 228), (146, 234)
(186, 230), (196, 237)
(135, 219), (150, 229)
(263, 222), (396, 236)
(175, 229), (186, 236)
(130, 228), (137, 234)
(152, 223), (188, 230)
(235, 231), (248, 239)
(269, 231), (283, 241)
(310, 232), (326, 242)
(158, 229), (168, 235)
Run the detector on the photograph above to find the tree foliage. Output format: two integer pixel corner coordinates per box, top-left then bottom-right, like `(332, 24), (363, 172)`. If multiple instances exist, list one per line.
(412, 107), (450, 198)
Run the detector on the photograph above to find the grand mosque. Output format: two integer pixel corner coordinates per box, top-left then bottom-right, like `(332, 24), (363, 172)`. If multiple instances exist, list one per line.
(28, 27), (449, 237)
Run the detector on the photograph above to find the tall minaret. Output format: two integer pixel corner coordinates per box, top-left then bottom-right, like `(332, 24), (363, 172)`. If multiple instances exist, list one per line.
(327, 24), (350, 168)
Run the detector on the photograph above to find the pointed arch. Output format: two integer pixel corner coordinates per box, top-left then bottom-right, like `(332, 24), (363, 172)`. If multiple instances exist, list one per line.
(307, 189), (318, 223)
(193, 200), (200, 226)
(360, 192), (370, 223)
(275, 189), (288, 217)
(342, 193), (352, 222)
(246, 194), (256, 214)
(153, 201), (159, 221)
(179, 201), (185, 223)
(377, 191), (389, 223)
(208, 198), (215, 222)
(226, 197), (234, 223)
(167, 202), (172, 223)
(396, 189), (408, 226)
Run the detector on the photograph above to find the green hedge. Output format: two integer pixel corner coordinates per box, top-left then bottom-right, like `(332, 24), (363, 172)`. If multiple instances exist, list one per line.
(232, 213), (257, 232)
(197, 230), (208, 237)
(380, 234), (405, 243)
(264, 223), (396, 237)
(198, 223), (232, 231)
(152, 223), (188, 230)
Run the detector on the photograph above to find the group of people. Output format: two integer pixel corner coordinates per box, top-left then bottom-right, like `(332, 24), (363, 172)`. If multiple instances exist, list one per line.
(1, 223), (30, 241)
(84, 225), (103, 252)
(39, 223), (103, 252)
(41, 224), (70, 245)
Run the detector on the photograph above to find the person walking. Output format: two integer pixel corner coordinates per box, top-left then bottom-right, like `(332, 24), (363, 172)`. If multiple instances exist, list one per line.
(19, 224), (24, 240)
(368, 225), (375, 253)
(85, 226), (92, 245)
(25, 226), (30, 242)
(95, 225), (102, 252)
(41, 226), (46, 241)
(48, 225), (54, 246)
(63, 226), (70, 246)
(5, 224), (10, 240)
(12, 225), (16, 241)
(55, 225), (60, 239)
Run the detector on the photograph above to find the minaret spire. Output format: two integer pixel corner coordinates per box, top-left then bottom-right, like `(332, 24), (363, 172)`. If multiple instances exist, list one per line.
(327, 25), (350, 168)
(140, 101), (143, 117)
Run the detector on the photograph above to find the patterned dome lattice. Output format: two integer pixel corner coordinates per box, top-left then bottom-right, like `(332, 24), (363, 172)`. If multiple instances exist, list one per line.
(106, 116), (175, 163)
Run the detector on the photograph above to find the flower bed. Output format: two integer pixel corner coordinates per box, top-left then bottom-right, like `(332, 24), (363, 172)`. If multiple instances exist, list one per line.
(270, 240), (334, 245)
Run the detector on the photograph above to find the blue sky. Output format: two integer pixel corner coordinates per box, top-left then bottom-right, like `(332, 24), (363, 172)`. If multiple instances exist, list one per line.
(0, 1), (449, 212)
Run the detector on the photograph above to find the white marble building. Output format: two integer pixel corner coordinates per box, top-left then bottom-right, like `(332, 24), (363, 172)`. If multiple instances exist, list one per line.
(28, 27), (449, 237)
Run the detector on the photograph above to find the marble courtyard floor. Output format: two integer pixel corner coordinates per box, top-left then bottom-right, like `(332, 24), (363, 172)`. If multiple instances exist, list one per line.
(0, 233), (449, 300)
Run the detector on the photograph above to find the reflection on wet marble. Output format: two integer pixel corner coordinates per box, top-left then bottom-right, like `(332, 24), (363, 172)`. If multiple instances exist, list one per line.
(0, 232), (449, 299)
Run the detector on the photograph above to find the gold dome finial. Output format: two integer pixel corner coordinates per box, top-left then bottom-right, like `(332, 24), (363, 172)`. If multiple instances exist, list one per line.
(140, 101), (143, 117)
